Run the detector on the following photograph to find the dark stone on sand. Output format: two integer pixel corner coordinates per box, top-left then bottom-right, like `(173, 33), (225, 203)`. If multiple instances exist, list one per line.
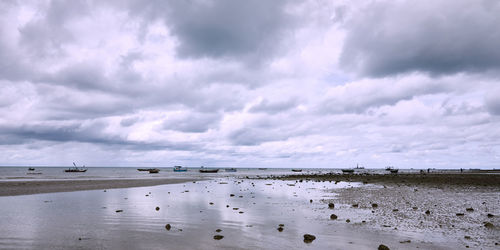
(277, 227), (283, 232)
(155, 207), (160, 211)
(378, 244), (390, 250)
(346, 219), (350, 223)
(466, 207), (474, 212)
(425, 210), (431, 215)
(226, 205), (230, 208)
(230, 194), (235, 197)
(400, 240), (411, 243)
(372, 203), (378, 208)
(352, 204), (359, 208)
(233, 208), (239, 210)
(456, 213), (464, 216)
(209, 202), (214, 205)
(79, 238), (82, 240)
(484, 222), (494, 228)
(487, 213), (494, 218)
(412, 207), (418, 210)
(464, 236), (471, 239)
(165, 224), (171, 230)
(303, 234), (316, 243)
(328, 203), (335, 209)
(239, 211), (244, 214)
(330, 214), (338, 220)
(115, 209), (123, 213)
(279, 224), (284, 227)
(213, 235), (224, 240)
(310, 199), (313, 203)
(392, 209), (398, 212)
(216, 229), (222, 232)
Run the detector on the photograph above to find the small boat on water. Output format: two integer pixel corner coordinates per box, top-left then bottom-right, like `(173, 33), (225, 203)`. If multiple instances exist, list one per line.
(291, 169), (302, 172)
(258, 168), (267, 170)
(137, 168), (153, 171)
(385, 166), (395, 171)
(28, 167), (35, 171)
(225, 168), (237, 172)
(341, 169), (354, 173)
(65, 162), (87, 173)
(149, 168), (160, 174)
(173, 166), (187, 172)
(199, 166), (219, 173)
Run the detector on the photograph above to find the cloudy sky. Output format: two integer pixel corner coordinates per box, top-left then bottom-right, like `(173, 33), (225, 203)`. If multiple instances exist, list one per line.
(1, 0), (500, 168)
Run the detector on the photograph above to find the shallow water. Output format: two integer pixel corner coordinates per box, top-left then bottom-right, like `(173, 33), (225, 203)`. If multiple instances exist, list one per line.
(0, 177), (465, 250)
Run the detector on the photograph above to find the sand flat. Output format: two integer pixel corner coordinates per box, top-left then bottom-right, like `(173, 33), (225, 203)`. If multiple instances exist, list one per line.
(0, 178), (199, 196)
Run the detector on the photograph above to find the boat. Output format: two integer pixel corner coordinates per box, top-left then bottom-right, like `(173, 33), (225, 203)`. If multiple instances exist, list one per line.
(354, 164), (364, 169)
(149, 168), (160, 174)
(65, 162), (87, 172)
(291, 169), (302, 172)
(28, 167), (35, 171)
(173, 166), (187, 172)
(225, 168), (237, 172)
(385, 166), (395, 171)
(199, 166), (219, 173)
(137, 168), (154, 171)
(258, 168), (267, 170)
(341, 169), (354, 173)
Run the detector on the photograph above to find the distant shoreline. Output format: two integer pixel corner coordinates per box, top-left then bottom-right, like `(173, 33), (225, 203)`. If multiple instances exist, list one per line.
(0, 178), (200, 197)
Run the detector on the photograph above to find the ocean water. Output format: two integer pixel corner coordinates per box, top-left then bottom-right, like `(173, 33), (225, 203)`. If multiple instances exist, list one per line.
(0, 167), (423, 181)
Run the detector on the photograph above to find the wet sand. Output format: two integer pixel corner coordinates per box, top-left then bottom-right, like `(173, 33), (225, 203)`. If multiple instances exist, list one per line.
(269, 173), (500, 249)
(0, 178), (199, 196)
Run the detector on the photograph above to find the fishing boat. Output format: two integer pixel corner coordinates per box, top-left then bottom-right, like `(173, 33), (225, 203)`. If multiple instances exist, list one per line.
(173, 166), (187, 172)
(385, 166), (395, 171)
(149, 168), (160, 174)
(28, 167), (35, 171)
(199, 166), (219, 173)
(225, 168), (237, 172)
(291, 169), (302, 172)
(65, 162), (87, 172)
(341, 169), (354, 173)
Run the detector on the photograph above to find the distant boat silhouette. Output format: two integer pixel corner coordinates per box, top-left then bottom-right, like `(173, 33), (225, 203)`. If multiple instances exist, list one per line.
(65, 162), (87, 172)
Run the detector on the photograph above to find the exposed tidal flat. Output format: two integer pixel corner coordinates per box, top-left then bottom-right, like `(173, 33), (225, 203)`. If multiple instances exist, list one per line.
(0, 169), (498, 249)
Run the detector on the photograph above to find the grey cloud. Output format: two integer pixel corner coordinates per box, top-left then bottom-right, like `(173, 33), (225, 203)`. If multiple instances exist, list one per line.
(340, 0), (500, 77)
(127, 0), (295, 64)
(163, 112), (221, 133)
(485, 90), (500, 116)
(120, 117), (139, 127)
(249, 98), (298, 114)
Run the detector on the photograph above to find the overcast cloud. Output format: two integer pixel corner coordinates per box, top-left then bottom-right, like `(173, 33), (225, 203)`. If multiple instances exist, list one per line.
(0, 0), (499, 168)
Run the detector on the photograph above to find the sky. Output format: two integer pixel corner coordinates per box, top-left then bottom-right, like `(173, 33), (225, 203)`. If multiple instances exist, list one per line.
(1, 0), (500, 168)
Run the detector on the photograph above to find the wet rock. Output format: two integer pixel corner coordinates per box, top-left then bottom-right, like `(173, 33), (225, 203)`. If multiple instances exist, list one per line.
(278, 224), (284, 227)
(155, 207), (160, 211)
(484, 222), (494, 228)
(239, 211), (244, 214)
(412, 207), (418, 210)
(277, 227), (284, 232)
(303, 234), (316, 243)
(466, 208), (474, 212)
(233, 208), (239, 210)
(456, 213), (464, 216)
(226, 205), (230, 208)
(330, 214), (338, 220)
(392, 209), (399, 212)
(215, 229), (222, 232)
(352, 204), (359, 208)
(378, 244), (390, 250)
(372, 203), (378, 208)
(425, 210), (431, 215)
(165, 224), (171, 230)
(230, 194), (235, 197)
(346, 219), (350, 223)
(209, 202), (214, 205)
(310, 199), (313, 203)
(487, 213), (494, 218)
(213, 235), (224, 240)
(464, 236), (471, 239)
(400, 240), (411, 244)
(328, 203), (335, 209)
(115, 210), (123, 213)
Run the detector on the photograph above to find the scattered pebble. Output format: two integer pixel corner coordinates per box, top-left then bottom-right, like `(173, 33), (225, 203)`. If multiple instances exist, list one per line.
(399, 240), (411, 244)
(378, 244), (390, 250)
(425, 210), (431, 215)
(216, 229), (222, 232)
(155, 207), (160, 211)
(165, 224), (171, 230)
(115, 210), (123, 213)
(330, 214), (338, 220)
(328, 203), (335, 209)
(277, 227), (283, 232)
(372, 203), (378, 208)
(213, 235), (224, 240)
(487, 213), (494, 218)
(303, 234), (316, 243)
(484, 222), (494, 228)
(466, 208), (474, 212)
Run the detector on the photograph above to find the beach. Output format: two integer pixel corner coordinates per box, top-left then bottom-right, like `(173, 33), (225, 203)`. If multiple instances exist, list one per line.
(0, 178), (199, 196)
(0, 169), (498, 249)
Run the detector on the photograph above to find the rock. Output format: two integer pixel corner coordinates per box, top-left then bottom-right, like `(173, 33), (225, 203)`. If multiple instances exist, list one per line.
(464, 236), (471, 239)
(346, 219), (350, 223)
(425, 210), (430, 215)
(310, 199), (313, 203)
(216, 229), (222, 232)
(165, 224), (171, 230)
(303, 234), (316, 243)
(115, 209), (123, 213)
(399, 240), (411, 244)
(277, 227), (283, 232)
(155, 207), (160, 211)
(412, 207), (418, 210)
(230, 194), (235, 197)
(233, 208), (239, 210)
(239, 211), (244, 214)
(352, 204), (359, 208)
(456, 213), (464, 216)
(330, 214), (338, 220)
(484, 222), (494, 228)
(378, 244), (390, 250)
(209, 202), (214, 205)
(278, 224), (284, 227)
(466, 207), (474, 212)
(213, 235), (224, 240)
(328, 203), (335, 209)
(487, 213), (494, 218)
(392, 209), (399, 212)
(372, 203), (378, 208)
